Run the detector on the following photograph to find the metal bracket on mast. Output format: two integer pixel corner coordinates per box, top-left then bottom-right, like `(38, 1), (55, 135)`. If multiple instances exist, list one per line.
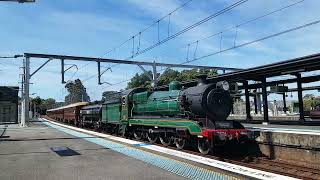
(97, 61), (112, 85)
(137, 64), (153, 81)
(137, 62), (158, 88)
(30, 58), (52, 77)
(61, 59), (78, 84)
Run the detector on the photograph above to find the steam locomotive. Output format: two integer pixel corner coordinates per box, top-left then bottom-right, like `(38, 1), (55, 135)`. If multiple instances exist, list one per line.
(47, 75), (253, 154)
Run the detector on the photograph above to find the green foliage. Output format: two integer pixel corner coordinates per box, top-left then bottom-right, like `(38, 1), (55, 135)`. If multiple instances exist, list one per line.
(126, 68), (218, 89)
(65, 79), (90, 104)
(101, 91), (120, 102)
(41, 98), (56, 110)
(303, 94), (320, 111)
(127, 71), (153, 89)
(158, 69), (179, 86)
(31, 97), (58, 115)
(31, 96), (42, 105)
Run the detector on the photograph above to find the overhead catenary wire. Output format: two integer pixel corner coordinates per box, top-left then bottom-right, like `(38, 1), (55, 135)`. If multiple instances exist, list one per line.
(82, 63), (119, 83)
(97, 62), (172, 89)
(72, 0), (313, 92)
(150, 0), (307, 73)
(184, 0), (305, 47)
(160, 0), (307, 69)
(72, 1), (195, 83)
(78, 0), (246, 86)
(0, 56), (22, 67)
(125, 0), (248, 60)
(81, 4), (193, 83)
(183, 19), (320, 64)
(104, 0), (194, 56)
(158, 16), (319, 72)
(0, 55), (23, 59)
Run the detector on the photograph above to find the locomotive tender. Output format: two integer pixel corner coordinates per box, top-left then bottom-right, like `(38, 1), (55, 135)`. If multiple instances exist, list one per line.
(47, 75), (253, 154)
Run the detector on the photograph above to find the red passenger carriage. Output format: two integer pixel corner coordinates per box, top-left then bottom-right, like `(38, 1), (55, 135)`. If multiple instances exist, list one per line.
(47, 102), (89, 125)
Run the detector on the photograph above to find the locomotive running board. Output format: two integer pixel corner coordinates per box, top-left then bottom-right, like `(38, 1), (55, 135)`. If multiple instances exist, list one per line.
(40, 118), (298, 180)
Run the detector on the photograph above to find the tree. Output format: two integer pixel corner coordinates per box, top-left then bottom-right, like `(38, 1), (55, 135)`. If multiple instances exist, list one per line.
(31, 96), (42, 116)
(65, 79), (90, 104)
(101, 91), (120, 102)
(303, 94), (320, 111)
(304, 98), (313, 111)
(176, 69), (199, 82)
(127, 71), (153, 89)
(158, 69), (179, 86)
(36, 98), (57, 115)
(41, 98), (56, 110)
(126, 68), (218, 89)
(31, 96), (42, 106)
(304, 94), (315, 99)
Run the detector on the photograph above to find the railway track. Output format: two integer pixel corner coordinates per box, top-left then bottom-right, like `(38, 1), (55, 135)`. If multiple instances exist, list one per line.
(43, 117), (320, 180)
(161, 143), (320, 180)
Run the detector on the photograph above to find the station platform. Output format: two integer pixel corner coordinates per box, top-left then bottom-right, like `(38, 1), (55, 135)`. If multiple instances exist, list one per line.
(0, 118), (296, 180)
(243, 123), (320, 135)
(242, 123), (320, 169)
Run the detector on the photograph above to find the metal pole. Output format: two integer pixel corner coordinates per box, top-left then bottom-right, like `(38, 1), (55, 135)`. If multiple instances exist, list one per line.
(25, 57), (30, 124)
(20, 60), (24, 125)
(261, 78), (269, 124)
(21, 57), (30, 127)
(257, 89), (262, 114)
(61, 59), (65, 83)
(152, 61), (157, 88)
(98, 61), (101, 85)
(254, 93), (258, 114)
(296, 73), (305, 121)
(231, 98), (234, 114)
(243, 81), (252, 120)
(282, 92), (287, 114)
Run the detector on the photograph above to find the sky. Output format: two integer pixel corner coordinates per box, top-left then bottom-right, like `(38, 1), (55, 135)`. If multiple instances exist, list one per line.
(0, 0), (320, 102)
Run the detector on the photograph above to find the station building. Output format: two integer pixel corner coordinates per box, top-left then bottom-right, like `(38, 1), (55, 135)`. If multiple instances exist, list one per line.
(0, 86), (19, 124)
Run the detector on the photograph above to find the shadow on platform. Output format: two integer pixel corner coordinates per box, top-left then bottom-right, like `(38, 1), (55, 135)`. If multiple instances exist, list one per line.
(0, 147), (110, 156)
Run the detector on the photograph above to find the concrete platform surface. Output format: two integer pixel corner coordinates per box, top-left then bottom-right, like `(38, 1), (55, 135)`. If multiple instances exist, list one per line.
(0, 121), (244, 180)
(0, 122), (188, 180)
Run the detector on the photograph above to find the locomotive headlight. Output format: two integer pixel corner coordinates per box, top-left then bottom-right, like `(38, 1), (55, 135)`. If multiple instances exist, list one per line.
(217, 81), (229, 91)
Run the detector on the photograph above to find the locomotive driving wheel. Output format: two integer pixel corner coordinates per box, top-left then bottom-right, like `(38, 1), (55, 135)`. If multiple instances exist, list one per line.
(147, 130), (158, 143)
(198, 138), (210, 155)
(175, 137), (186, 150)
(94, 121), (100, 132)
(159, 133), (172, 146)
(133, 130), (143, 140)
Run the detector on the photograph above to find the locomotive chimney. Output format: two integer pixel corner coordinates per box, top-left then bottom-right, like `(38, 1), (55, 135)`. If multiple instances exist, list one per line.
(196, 74), (207, 86)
